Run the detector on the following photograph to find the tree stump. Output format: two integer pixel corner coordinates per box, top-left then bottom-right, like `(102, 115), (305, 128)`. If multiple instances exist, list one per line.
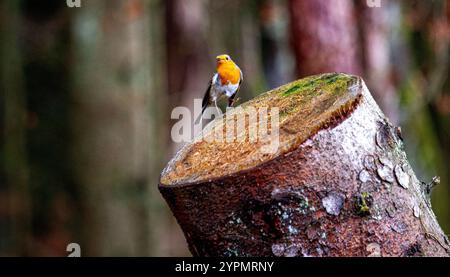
(159, 73), (450, 257)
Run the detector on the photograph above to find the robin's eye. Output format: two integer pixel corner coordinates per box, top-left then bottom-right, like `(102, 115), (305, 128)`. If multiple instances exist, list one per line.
(226, 57), (229, 60)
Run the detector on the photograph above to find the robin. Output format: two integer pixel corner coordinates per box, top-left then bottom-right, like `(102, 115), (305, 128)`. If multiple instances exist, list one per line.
(197, 54), (243, 122)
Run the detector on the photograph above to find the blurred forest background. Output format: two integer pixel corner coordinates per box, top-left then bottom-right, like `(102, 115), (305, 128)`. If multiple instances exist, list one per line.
(0, 0), (449, 256)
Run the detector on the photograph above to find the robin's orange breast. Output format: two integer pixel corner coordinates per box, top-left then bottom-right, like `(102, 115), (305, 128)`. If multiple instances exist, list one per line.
(217, 62), (241, 86)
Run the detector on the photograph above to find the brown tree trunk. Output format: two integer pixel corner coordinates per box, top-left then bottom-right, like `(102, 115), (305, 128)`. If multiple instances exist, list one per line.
(288, 0), (362, 77)
(165, 0), (210, 130)
(159, 73), (450, 257)
(0, 0), (31, 256)
(163, 0), (210, 255)
(355, 0), (399, 124)
(71, 0), (158, 256)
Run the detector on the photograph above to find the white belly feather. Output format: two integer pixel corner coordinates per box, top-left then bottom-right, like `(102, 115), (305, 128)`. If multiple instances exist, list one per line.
(210, 73), (239, 101)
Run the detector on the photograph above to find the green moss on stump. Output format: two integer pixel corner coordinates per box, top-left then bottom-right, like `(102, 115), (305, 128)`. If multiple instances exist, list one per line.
(282, 73), (347, 96)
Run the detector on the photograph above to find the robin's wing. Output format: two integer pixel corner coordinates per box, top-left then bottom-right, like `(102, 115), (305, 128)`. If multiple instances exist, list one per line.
(228, 69), (243, 107)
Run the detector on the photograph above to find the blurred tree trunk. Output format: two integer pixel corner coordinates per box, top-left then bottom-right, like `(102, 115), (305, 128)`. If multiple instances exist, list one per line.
(209, 0), (267, 98)
(164, 0), (209, 255)
(398, 0), (450, 233)
(258, 0), (294, 89)
(71, 0), (163, 256)
(433, 0), (450, 234)
(166, 0), (209, 108)
(355, 0), (399, 124)
(288, 0), (362, 77)
(259, 0), (283, 88)
(19, 0), (76, 256)
(0, 0), (31, 256)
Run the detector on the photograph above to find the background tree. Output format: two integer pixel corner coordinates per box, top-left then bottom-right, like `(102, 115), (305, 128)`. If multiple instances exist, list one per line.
(288, 0), (362, 77)
(71, 0), (168, 256)
(0, 0), (31, 256)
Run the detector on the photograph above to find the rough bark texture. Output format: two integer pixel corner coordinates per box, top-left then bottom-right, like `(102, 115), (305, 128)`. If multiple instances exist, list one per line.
(159, 73), (450, 257)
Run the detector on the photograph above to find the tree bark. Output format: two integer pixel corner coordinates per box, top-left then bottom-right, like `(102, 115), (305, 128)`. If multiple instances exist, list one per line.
(288, 0), (362, 77)
(355, 0), (399, 124)
(71, 0), (157, 256)
(0, 0), (31, 256)
(165, 0), (209, 109)
(159, 73), (450, 257)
